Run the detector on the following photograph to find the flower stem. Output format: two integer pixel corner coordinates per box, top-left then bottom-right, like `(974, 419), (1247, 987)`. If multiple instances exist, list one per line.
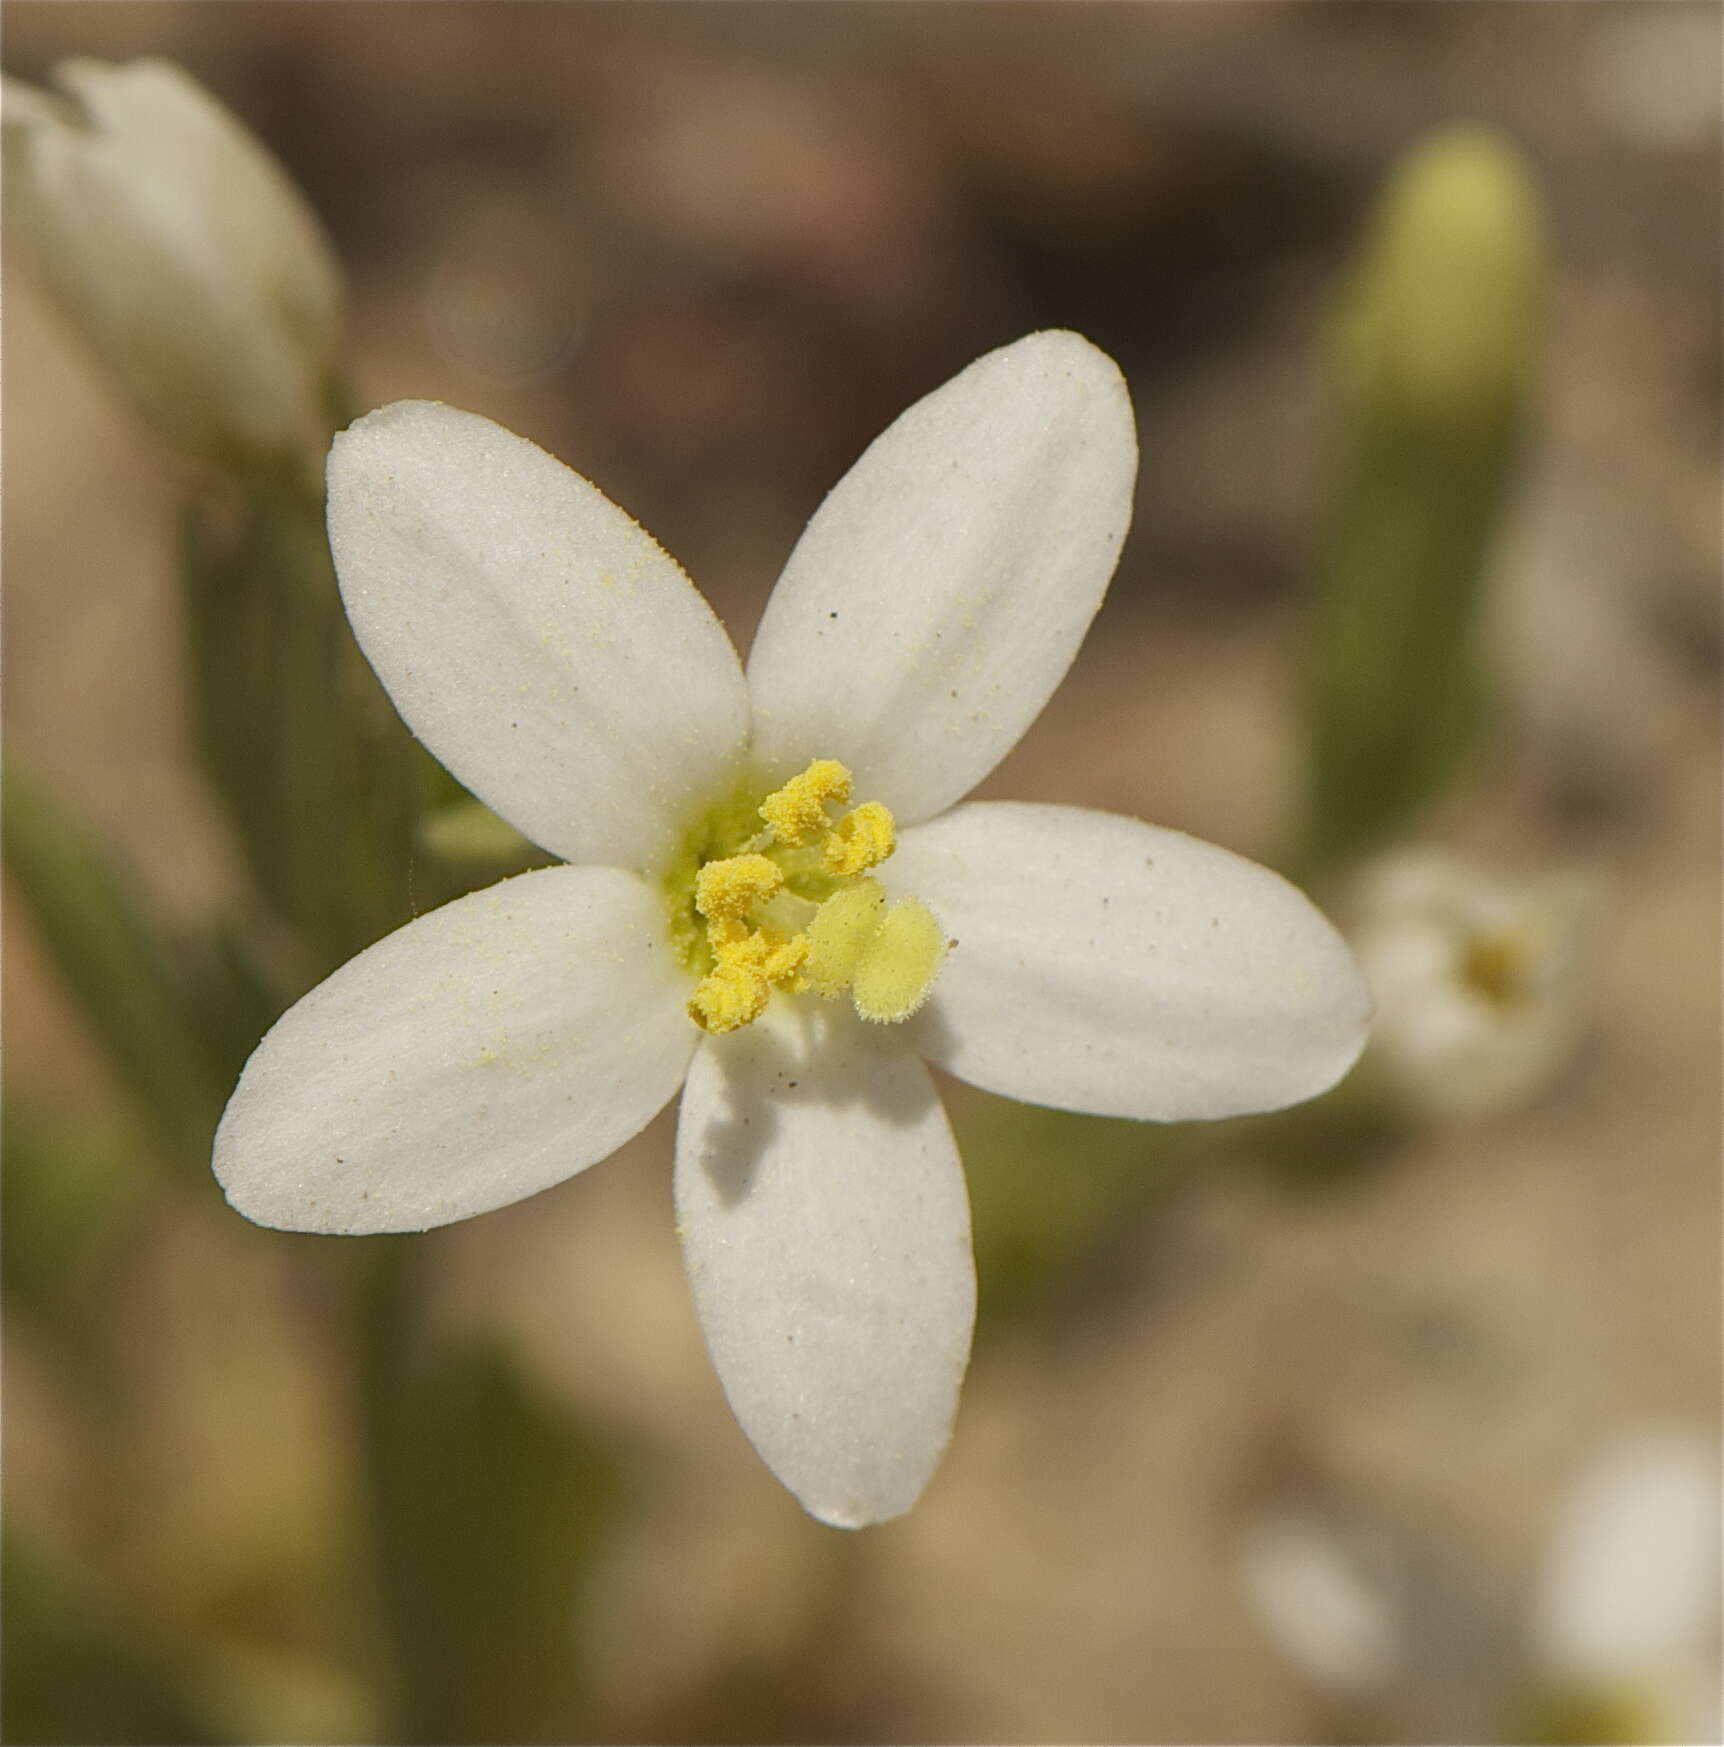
(354, 1233), (424, 1741)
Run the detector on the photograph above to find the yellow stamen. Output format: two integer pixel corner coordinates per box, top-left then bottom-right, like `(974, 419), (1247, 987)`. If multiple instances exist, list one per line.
(803, 878), (887, 998)
(852, 899), (947, 1023)
(686, 917), (816, 1032)
(758, 759), (852, 845)
(761, 931), (811, 993)
(823, 800), (896, 876)
(675, 757), (945, 1036)
(694, 853), (783, 924)
(705, 915), (749, 952)
(687, 954), (771, 1033)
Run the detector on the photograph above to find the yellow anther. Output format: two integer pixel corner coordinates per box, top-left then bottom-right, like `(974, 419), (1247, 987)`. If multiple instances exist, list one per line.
(822, 800), (896, 876)
(761, 931), (811, 993)
(688, 914), (814, 1029)
(852, 898), (947, 1024)
(758, 759), (852, 846)
(802, 879), (887, 998)
(694, 853), (783, 923)
(705, 915), (749, 952)
(687, 955), (771, 1033)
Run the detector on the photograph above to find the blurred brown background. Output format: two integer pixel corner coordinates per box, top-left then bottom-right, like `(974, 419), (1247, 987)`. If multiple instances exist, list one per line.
(5, 4), (1720, 1742)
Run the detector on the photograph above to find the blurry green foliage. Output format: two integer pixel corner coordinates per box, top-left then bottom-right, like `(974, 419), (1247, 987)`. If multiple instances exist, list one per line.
(3, 760), (228, 1167)
(361, 1294), (624, 1745)
(1253, 1071), (1406, 1188)
(182, 484), (433, 968)
(960, 1093), (1186, 1324)
(9, 451), (614, 1747)
(962, 1074), (1408, 1323)
(1, 1533), (219, 1747)
(176, 920), (297, 1096)
(1, 1105), (152, 1318)
(1301, 125), (1548, 873)
(417, 794), (547, 877)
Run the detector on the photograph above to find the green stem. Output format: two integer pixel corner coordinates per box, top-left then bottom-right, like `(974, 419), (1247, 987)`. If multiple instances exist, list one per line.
(354, 1234), (419, 1741)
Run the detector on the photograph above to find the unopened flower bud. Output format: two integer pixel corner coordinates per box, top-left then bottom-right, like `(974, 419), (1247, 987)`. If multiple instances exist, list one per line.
(1332, 125), (1546, 432)
(4, 57), (345, 481)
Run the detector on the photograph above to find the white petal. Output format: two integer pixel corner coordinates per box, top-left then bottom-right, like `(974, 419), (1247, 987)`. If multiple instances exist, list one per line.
(328, 402), (750, 871)
(886, 803), (1372, 1121)
(214, 866), (695, 1233)
(745, 331), (1137, 822)
(1535, 1430), (1722, 1679)
(1236, 1510), (1401, 1692)
(675, 1008), (974, 1527)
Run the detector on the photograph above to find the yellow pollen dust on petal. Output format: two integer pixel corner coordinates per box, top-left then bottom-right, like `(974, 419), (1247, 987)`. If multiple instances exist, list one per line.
(852, 898), (947, 1024)
(757, 759), (852, 845)
(823, 800), (896, 876)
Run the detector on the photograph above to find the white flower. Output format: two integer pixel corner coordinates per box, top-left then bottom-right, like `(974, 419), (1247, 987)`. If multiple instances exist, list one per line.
(213, 331), (1370, 1526)
(3, 57), (343, 480)
(1237, 1430), (1721, 1742)
(1530, 1430), (1721, 1744)
(1351, 849), (1603, 1123)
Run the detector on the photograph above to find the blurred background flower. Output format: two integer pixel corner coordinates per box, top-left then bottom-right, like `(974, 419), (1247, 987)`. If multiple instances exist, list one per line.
(1236, 1424), (1720, 1744)
(1350, 848), (1604, 1122)
(4, 5), (1718, 1744)
(1526, 1427), (1722, 1745)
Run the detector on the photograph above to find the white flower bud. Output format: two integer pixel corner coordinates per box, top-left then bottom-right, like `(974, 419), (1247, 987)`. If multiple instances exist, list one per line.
(4, 57), (344, 480)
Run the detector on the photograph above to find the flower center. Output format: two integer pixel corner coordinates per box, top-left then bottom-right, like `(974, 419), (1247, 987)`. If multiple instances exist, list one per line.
(1460, 929), (1530, 1011)
(665, 759), (946, 1035)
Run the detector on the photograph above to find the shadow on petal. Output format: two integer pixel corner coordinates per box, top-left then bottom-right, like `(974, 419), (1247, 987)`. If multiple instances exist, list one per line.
(694, 1028), (790, 1208)
(687, 1003), (941, 1209)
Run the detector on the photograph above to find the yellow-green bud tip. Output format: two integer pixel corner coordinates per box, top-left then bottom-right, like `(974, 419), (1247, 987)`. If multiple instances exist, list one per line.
(1336, 124), (1547, 428)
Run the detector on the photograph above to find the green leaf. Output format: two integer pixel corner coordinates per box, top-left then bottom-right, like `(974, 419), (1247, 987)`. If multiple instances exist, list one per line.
(3, 760), (223, 1166)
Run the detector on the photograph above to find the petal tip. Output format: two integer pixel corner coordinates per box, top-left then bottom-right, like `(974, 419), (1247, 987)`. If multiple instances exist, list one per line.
(805, 1494), (911, 1532)
(1002, 326), (1133, 402)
